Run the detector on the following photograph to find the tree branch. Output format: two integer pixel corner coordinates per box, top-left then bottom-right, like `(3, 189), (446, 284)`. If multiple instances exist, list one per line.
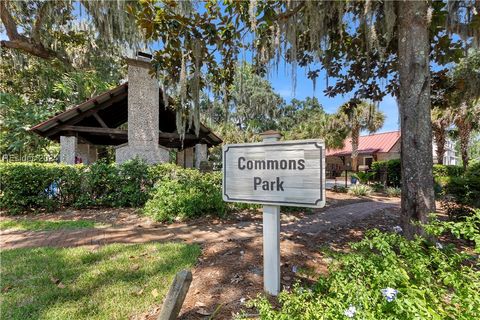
(0, 0), (22, 40)
(32, 1), (49, 43)
(275, 2), (305, 21)
(0, 0), (73, 69)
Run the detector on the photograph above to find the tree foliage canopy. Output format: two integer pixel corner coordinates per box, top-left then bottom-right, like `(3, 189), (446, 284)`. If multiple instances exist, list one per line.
(129, 0), (478, 133)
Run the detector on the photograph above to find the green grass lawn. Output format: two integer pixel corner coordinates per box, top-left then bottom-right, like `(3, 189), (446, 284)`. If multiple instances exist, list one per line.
(0, 219), (98, 231)
(1, 243), (200, 320)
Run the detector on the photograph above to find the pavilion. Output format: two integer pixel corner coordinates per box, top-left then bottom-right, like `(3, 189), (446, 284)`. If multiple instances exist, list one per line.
(31, 53), (222, 167)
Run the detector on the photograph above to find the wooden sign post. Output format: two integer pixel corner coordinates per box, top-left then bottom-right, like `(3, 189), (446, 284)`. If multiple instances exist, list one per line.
(260, 131), (282, 295)
(222, 131), (325, 296)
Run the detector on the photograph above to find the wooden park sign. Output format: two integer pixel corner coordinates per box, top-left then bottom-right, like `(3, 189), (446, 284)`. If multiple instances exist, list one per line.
(222, 132), (326, 296)
(222, 140), (326, 208)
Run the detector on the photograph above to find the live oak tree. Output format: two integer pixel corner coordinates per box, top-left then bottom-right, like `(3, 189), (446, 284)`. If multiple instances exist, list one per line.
(0, 0), (142, 69)
(228, 63), (285, 131)
(132, 0), (479, 238)
(279, 97), (348, 149)
(0, 0), (136, 155)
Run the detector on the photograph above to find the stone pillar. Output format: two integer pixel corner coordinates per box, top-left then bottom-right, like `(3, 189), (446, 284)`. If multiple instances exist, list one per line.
(60, 136), (77, 164)
(115, 55), (170, 164)
(176, 150), (185, 168)
(184, 148), (194, 168)
(128, 59), (159, 147)
(195, 144), (208, 169)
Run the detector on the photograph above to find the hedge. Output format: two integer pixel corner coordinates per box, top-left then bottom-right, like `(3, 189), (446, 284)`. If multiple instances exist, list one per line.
(1, 159), (161, 214)
(0, 160), (227, 221)
(433, 164), (465, 178)
(445, 162), (480, 208)
(371, 159), (401, 187)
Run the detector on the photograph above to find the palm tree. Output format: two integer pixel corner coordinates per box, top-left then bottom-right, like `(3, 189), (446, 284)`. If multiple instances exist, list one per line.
(449, 51), (480, 169)
(335, 99), (386, 171)
(452, 101), (480, 169)
(431, 107), (453, 165)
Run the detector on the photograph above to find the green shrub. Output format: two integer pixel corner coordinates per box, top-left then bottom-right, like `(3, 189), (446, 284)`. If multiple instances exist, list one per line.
(0, 163), (82, 214)
(433, 164), (465, 178)
(251, 227), (480, 319)
(385, 186), (401, 197)
(348, 184), (373, 196)
(351, 171), (375, 184)
(371, 159), (401, 187)
(143, 169), (226, 222)
(445, 163), (480, 208)
(331, 185), (348, 193)
(229, 202), (261, 211)
(77, 160), (120, 207)
(426, 209), (480, 252)
(371, 182), (385, 192)
(0, 159), (160, 214)
(117, 158), (152, 207)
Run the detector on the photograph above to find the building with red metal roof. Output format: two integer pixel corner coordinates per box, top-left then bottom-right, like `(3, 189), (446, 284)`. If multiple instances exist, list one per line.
(326, 130), (457, 178)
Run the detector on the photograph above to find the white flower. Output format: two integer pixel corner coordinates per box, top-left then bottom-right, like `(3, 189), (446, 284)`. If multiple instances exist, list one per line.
(343, 305), (357, 318)
(393, 226), (403, 233)
(381, 288), (398, 302)
(292, 265), (298, 273)
(436, 242), (443, 250)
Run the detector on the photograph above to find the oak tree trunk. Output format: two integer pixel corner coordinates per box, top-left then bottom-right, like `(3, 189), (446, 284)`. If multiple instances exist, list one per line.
(398, 1), (436, 238)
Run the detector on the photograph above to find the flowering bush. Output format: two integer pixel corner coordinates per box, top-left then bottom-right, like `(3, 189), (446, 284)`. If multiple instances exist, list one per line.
(251, 228), (480, 319)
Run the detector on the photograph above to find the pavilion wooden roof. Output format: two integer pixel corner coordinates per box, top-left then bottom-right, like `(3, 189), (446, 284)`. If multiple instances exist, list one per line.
(30, 83), (222, 149)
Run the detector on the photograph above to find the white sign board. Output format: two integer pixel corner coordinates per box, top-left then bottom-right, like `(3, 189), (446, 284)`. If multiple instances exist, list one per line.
(222, 140), (326, 208)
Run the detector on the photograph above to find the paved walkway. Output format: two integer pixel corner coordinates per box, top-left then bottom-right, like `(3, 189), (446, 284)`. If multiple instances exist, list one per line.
(1, 200), (399, 250)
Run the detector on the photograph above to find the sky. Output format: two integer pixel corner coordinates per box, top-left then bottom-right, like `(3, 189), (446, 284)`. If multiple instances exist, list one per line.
(266, 63), (400, 133)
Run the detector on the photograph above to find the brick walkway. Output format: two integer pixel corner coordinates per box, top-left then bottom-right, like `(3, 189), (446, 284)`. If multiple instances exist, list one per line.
(1, 200), (399, 250)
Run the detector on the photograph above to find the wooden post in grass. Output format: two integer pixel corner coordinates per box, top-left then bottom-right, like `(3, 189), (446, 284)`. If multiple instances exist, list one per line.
(157, 269), (192, 320)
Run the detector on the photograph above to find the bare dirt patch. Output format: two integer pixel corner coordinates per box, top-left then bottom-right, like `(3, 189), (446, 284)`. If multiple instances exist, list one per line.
(0, 191), (391, 228)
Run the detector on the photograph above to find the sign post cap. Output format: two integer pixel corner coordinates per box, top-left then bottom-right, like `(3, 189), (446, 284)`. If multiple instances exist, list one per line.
(260, 130), (282, 140)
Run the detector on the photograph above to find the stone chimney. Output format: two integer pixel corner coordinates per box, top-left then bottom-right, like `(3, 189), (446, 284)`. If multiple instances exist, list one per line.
(115, 52), (170, 164)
